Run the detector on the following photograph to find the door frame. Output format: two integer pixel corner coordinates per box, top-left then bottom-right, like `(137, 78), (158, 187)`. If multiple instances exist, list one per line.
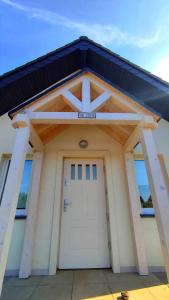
(49, 150), (120, 275)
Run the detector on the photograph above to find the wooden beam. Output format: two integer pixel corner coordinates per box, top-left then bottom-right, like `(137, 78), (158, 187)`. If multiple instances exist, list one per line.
(139, 126), (169, 282)
(82, 78), (90, 112)
(97, 125), (124, 144)
(34, 124), (52, 135)
(41, 124), (71, 144)
(12, 113), (44, 151)
(91, 91), (111, 112)
(0, 124), (30, 296)
(28, 112), (151, 126)
(89, 75), (142, 114)
(0, 153), (2, 165)
(62, 90), (82, 111)
(118, 125), (134, 135)
(11, 73), (158, 122)
(19, 152), (44, 278)
(12, 113), (29, 128)
(26, 76), (83, 112)
(88, 73), (160, 121)
(123, 125), (140, 153)
(29, 124), (44, 151)
(124, 152), (148, 275)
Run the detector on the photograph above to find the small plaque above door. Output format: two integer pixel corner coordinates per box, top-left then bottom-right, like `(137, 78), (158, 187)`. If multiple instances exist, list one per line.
(78, 112), (96, 118)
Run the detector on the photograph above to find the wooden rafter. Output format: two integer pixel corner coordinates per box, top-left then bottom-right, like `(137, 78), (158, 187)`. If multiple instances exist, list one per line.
(88, 72), (159, 121)
(39, 124), (71, 144)
(91, 91), (111, 112)
(97, 125), (127, 144)
(62, 90), (82, 111)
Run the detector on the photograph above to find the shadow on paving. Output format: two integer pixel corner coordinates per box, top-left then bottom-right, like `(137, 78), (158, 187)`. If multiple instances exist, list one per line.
(1, 269), (169, 300)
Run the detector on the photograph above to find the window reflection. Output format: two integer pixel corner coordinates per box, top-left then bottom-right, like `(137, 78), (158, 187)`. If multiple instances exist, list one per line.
(86, 164), (90, 180)
(92, 164), (97, 180)
(78, 164), (82, 180)
(134, 160), (154, 215)
(71, 164), (75, 180)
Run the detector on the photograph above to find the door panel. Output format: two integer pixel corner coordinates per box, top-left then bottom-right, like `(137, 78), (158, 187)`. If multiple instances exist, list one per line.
(59, 158), (110, 269)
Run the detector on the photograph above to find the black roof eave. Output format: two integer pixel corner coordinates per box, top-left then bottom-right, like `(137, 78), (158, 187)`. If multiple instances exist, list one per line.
(0, 36), (169, 121)
(1, 36), (169, 92)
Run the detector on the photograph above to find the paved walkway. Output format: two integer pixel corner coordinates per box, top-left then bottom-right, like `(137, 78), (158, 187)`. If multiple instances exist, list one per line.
(1, 269), (169, 300)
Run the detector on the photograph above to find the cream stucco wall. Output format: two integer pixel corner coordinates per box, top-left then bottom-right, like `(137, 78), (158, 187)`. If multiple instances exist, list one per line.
(0, 114), (169, 274)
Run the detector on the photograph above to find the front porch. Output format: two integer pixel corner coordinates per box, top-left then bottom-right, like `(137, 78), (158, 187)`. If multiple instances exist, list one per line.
(1, 71), (169, 296)
(1, 269), (169, 300)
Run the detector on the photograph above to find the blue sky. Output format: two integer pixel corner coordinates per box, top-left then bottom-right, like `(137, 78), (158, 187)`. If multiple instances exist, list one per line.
(0, 0), (169, 81)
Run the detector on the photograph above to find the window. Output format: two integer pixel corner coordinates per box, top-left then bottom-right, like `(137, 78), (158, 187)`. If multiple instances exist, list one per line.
(92, 164), (97, 180)
(0, 158), (33, 217)
(86, 164), (90, 180)
(78, 164), (82, 180)
(134, 160), (154, 215)
(69, 162), (98, 181)
(71, 164), (75, 180)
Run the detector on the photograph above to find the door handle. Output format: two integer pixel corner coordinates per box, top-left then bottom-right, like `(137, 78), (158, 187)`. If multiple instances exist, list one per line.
(64, 199), (71, 212)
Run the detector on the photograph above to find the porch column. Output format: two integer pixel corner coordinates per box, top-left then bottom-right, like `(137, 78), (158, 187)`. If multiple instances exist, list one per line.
(124, 151), (148, 275)
(19, 151), (44, 278)
(139, 126), (169, 281)
(0, 118), (30, 295)
(0, 153), (2, 164)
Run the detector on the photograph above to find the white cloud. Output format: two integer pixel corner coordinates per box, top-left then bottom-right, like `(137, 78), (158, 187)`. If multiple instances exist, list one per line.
(153, 56), (169, 82)
(1, 0), (159, 48)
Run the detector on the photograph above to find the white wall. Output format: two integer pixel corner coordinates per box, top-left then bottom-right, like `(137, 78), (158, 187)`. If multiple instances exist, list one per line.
(0, 114), (169, 274)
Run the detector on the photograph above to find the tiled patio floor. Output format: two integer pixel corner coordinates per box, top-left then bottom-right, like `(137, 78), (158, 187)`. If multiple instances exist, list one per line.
(1, 269), (169, 300)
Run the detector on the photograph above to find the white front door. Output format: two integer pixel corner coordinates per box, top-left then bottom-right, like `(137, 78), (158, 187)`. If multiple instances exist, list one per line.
(59, 158), (110, 269)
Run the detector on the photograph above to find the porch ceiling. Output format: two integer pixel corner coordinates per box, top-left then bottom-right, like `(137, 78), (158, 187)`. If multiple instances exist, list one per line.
(32, 123), (136, 145)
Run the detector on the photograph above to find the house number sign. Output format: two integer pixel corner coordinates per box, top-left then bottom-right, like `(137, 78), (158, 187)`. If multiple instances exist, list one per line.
(78, 112), (96, 118)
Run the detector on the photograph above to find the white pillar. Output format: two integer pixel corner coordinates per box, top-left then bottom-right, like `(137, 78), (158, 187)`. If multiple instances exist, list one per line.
(0, 122), (30, 295)
(0, 153), (2, 164)
(82, 78), (91, 112)
(139, 126), (169, 281)
(124, 152), (148, 275)
(19, 151), (44, 278)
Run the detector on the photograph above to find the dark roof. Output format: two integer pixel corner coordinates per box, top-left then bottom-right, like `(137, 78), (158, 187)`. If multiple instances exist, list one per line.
(1, 36), (169, 120)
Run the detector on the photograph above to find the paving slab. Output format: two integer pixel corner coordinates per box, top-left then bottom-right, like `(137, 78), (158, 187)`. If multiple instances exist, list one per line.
(40, 270), (74, 286)
(112, 288), (157, 300)
(5, 276), (42, 287)
(147, 284), (169, 300)
(72, 283), (113, 300)
(154, 272), (168, 284)
(31, 284), (72, 300)
(1, 285), (36, 300)
(1, 270), (169, 300)
(138, 273), (162, 284)
(74, 269), (107, 285)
